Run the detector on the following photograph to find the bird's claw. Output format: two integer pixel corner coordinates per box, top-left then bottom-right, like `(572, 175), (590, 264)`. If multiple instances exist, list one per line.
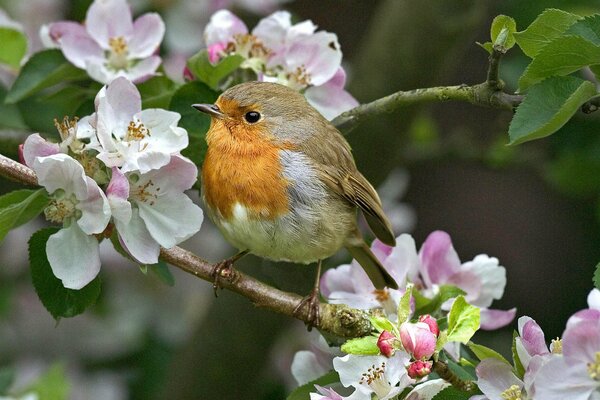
(293, 288), (321, 331)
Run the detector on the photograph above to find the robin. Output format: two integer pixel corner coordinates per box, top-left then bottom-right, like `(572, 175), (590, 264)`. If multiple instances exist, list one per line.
(193, 81), (398, 325)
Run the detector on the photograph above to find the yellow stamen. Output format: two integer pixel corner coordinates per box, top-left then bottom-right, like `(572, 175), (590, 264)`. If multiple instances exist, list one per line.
(126, 121), (150, 142)
(587, 352), (600, 381)
(44, 194), (78, 224)
(551, 337), (562, 354)
(108, 36), (129, 69)
(500, 384), (522, 400)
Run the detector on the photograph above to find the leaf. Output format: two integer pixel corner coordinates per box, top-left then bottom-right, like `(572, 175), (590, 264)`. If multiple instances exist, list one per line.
(340, 335), (379, 355)
(286, 371), (339, 400)
(138, 76), (179, 109)
(490, 15), (517, 50)
(518, 35), (600, 91)
(415, 284), (466, 316)
(509, 76), (597, 145)
(565, 14), (600, 46)
(468, 342), (510, 365)
(29, 227), (101, 319)
(169, 81), (218, 167)
(512, 330), (525, 378)
(514, 8), (581, 58)
(370, 315), (395, 333)
(0, 189), (49, 243)
(397, 283), (413, 323)
(0, 84), (26, 130)
(446, 296), (480, 344)
(187, 50), (244, 90)
(476, 41), (493, 54)
(24, 363), (69, 400)
(431, 386), (473, 400)
(6, 49), (88, 104)
(0, 27), (27, 69)
(594, 262), (600, 291)
(148, 261), (175, 286)
(0, 367), (14, 395)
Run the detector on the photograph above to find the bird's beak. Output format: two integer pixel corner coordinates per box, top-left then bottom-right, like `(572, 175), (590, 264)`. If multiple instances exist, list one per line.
(192, 103), (225, 119)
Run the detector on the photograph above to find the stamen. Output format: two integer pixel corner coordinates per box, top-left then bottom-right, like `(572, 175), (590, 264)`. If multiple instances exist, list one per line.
(125, 121), (150, 142)
(373, 289), (390, 302)
(500, 384), (522, 400)
(551, 337), (562, 354)
(131, 179), (159, 205)
(358, 362), (391, 398)
(587, 352), (600, 381)
(107, 36), (129, 70)
(44, 194), (78, 224)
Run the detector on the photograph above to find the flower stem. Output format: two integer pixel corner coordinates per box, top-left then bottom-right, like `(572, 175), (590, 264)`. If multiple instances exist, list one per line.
(432, 360), (476, 392)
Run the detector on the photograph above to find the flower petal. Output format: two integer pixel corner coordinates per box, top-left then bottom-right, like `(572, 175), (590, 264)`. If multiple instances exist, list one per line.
(124, 55), (162, 83)
(76, 176), (111, 235)
(382, 234), (421, 288)
(291, 350), (330, 386)
(252, 11), (292, 65)
(46, 224), (100, 289)
(135, 155), (197, 192)
(305, 78), (358, 120)
(459, 255), (506, 308)
(57, 29), (104, 69)
(33, 153), (88, 199)
(204, 9), (248, 47)
(534, 356), (597, 400)
(518, 316), (549, 357)
(128, 13), (165, 58)
(106, 167), (132, 223)
(479, 308), (516, 330)
(562, 317), (600, 366)
(22, 134), (60, 167)
(285, 31), (342, 86)
(404, 379), (450, 400)
(86, 0), (133, 49)
(475, 358), (523, 400)
(419, 230), (461, 287)
(115, 207), (160, 264)
(588, 288), (600, 310)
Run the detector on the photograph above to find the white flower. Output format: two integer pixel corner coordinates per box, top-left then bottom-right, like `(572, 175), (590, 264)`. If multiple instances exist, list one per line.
(32, 154), (111, 289)
(106, 155), (203, 264)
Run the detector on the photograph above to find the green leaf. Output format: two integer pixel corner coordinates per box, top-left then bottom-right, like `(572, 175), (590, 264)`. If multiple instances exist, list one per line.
(0, 189), (49, 243)
(446, 296), (480, 344)
(169, 81), (218, 167)
(286, 371), (339, 400)
(138, 76), (179, 109)
(29, 228), (101, 319)
(476, 41), (494, 54)
(518, 35), (600, 91)
(509, 76), (597, 145)
(340, 335), (379, 355)
(468, 342), (510, 365)
(565, 14), (600, 46)
(24, 363), (69, 400)
(0, 84), (27, 130)
(512, 330), (525, 378)
(148, 261), (175, 286)
(514, 8), (581, 58)
(397, 283), (413, 323)
(431, 386), (473, 400)
(6, 49), (88, 104)
(0, 27), (27, 69)
(187, 50), (244, 90)
(415, 284), (466, 316)
(594, 262), (600, 291)
(370, 315), (395, 333)
(0, 367), (15, 395)
(490, 15), (517, 50)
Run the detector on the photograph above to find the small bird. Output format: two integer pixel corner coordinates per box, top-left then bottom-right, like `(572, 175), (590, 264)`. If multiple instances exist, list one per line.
(193, 81), (398, 325)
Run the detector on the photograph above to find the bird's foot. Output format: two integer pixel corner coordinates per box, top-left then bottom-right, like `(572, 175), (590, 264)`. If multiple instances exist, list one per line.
(293, 286), (321, 331)
(211, 250), (248, 296)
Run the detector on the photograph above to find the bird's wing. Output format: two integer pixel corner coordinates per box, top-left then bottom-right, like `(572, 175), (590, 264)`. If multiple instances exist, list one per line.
(298, 123), (396, 246)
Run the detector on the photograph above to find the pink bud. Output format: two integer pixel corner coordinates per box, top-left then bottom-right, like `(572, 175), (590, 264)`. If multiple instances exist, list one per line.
(407, 360), (433, 379)
(377, 330), (398, 358)
(183, 66), (195, 82)
(418, 314), (440, 337)
(18, 144), (25, 165)
(399, 322), (437, 360)
(207, 43), (227, 64)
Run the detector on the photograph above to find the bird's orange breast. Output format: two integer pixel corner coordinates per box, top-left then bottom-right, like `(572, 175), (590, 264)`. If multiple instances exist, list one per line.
(201, 119), (291, 220)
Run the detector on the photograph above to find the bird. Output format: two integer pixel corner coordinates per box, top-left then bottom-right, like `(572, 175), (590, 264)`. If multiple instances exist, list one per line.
(193, 81), (398, 326)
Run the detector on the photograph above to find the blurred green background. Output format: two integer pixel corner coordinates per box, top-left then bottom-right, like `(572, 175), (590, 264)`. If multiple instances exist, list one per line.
(2, 0), (600, 398)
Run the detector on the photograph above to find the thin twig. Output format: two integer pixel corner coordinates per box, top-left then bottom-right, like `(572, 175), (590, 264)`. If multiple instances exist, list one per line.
(433, 360), (476, 392)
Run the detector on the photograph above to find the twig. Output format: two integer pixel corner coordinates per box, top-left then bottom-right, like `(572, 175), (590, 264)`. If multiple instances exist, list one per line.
(0, 154), (373, 339)
(433, 360), (476, 392)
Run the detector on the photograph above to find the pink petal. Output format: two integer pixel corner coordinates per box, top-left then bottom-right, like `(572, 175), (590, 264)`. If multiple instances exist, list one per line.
(104, 76), (142, 128)
(562, 317), (600, 366)
(86, 0), (133, 49)
(518, 317), (549, 356)
(285, 31), (342, 86)
(305, 82), (359, 120)
(126, 55), (162, 83)
(58, 29), (104, 69)
(479, 308), (517, 330)
(476, 358), (523, 399)
(22, 134), (60, 167)
(77, 176), (111, 235)
(128, 13), (165, 58)
(48, 21), (87, 44)
(204, 9), (247, 47)
(419, 230), (461, 287)
(106, 167), (129, 200)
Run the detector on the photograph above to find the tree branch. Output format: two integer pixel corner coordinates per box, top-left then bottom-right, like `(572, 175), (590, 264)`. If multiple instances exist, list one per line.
(0, 153), (373, 339)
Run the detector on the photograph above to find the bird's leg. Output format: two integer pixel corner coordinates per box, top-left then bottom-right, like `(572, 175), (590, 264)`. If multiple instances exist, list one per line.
(211, 250), (249, 296)
(293, 260), (323, 330)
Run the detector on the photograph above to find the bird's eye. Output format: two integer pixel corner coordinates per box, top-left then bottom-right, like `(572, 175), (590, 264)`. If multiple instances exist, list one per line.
(244, 111), (261, 123)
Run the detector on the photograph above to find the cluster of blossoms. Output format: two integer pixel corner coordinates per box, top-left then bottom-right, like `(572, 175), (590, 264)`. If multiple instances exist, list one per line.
(202, 9), (358, 120)
(291, 231), (515, 399)
(20, 77), (203, 289)
(41, 0), (165, 84)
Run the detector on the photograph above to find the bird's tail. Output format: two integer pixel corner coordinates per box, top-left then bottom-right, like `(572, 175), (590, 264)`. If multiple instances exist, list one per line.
(346, 242), (398, 290)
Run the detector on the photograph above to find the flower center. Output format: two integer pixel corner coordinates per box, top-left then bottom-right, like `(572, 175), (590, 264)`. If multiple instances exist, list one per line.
(131, 178), (160, 206)
(44, 191), (79, 224)
(231, 34), (270, 60)
(108, 36), (129, 70)
(587, 352), (600, 381)
(551, 337), (562, 354)
(373, 289), (390, 302)
(359, 362), (391, 398)
(125, 121), (150, 142)
(500, 384), (522, 400)
(54, 116), (84, 153)
(287, 66), (310, 89)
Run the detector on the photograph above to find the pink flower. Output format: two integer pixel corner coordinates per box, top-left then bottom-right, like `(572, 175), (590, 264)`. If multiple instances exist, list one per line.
(399, 322), (437, 360)
(418, 315), (439, 337)
(407, 360), (432, 379)
(377, 330), (399, 358)
(43, 0), (165, 83)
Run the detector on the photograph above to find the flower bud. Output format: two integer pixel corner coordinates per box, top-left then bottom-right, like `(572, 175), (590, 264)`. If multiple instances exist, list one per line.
(418, 314), (440, 337)
(407, 360), (433, 379)
(399, 322), (437, 360)
(377, 330), (398, 358)
(18, 144), (25, 165)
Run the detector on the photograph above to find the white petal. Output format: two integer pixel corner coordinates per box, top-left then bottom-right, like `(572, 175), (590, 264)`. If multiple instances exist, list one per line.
(56, 28), (104, 69)
(252, 11), (291, 65)
(115, 208), (160, 264)
(120, 150), (171, 174)
(588, 288), (600, 310)
(125, 56), (162, 83)
(204, 10), (248, 47)
(382, 233), (420, 288)
(291, 350), (330, 386)
(534, 356), (597, 400)
(460, 255), (506, 308)
(137, 193), (203, 248)
(33, 154), (88, 199)
(305, 82), (358, 120)
(103, 76), (142, 135)
(86, 0), (133, 48)
(285, 31), (342, 86)
(405, 379), (450, 400)
(76, 176), (111, 234)
(136, 155), (197, 192)
(476, 358), (523, 400)
(137, 109), (188, 153)
(128, 13), (165, 58)
(46, 224), (101, 289)
(22, 134), (60, 167)
(85, 60), (115, 85)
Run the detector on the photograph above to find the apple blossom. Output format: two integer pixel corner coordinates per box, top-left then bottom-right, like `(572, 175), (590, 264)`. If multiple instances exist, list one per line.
(404, 379), (450, 400)
(418, 315), (439, 337)
(42, 0), (164, 83)
(406, 360), (433, 379)
(475, 358), (527, 400)
(31, 154), (111, 289)
(377, 331), (399, 358)
(106, 156), (203, 264)
(309, 385), (346, 400)
(399, 322), (437, 361)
